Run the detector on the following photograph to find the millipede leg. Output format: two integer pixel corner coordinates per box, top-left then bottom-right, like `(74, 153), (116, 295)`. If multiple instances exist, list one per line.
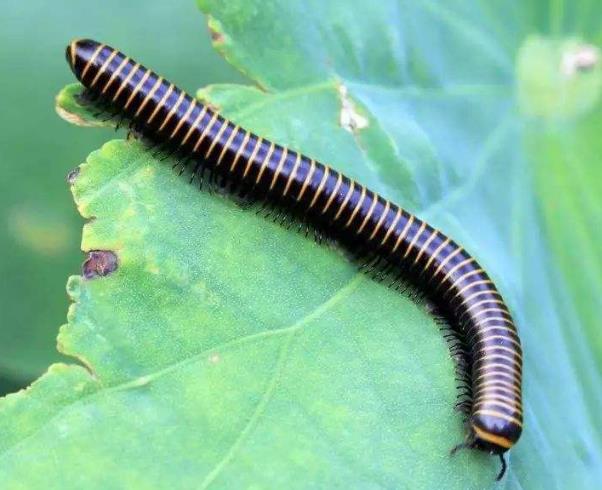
(450, 442), (470, 456)
(496, 454), (507, 481)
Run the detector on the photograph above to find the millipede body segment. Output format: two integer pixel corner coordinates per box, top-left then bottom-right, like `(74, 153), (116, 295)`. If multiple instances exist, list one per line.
(66, 39), (523, 479)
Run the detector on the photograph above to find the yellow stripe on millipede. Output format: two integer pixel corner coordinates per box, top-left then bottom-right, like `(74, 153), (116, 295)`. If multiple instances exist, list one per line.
(480, 344), (523, 360)
(473, 399), (522, 416)
(321, 172), (342, 214)
(459, 289), (502, 307)
(181, 106), (207, 147)
(476, 392), (522, 409)
(243, 137), (263, 179)
(472, 426), (514, 449)
(357, 194), (378, 234)
(474, 366), (521, 384)
(474, 361), (522, 379)
(467, 322), (509, 342)
(477, 365), (523, 387)
(438, 257), (474, 286)
(308, 166), (329, 209)
(205, 119), (230, 159)
(451, 279), (494, 301)
(113, 62), (140, 102)
(134, 76), (163, 118)
(270, 148), (288, 190)
(217, 125), (239, 166)
(158, 91), (186, 132)
(101, 56), (130, 94)
(90, 49), (119, 88)
(474, 409), (523, 427)
(282, 153), (301, 197)
(403, 220), (427, 259)
(255, 143), (276, 185)
(476, 377), (522, 392)
(432, 246), (463, 279)
(380, 208), (402, 247)
(170, 98), (197, 140)
(124, 69), (151, 110)
(81, 43), (106, 81)
(442, 268), (485, 297)
(470, 330), (520, 348)
(192, 111), (219, 153)
(471, 329), (520, 346)
(69, 40), (78, 67)
(414, 229), (437, 265)
(475, 379), (522, 397)
(297, 159), (316, 202)
(471, 307), (510, 321)
(477, 353), (522, 370)
(333, 181), (355, 221)
(391, 214), (414, 254)
(474, 316), (514, 328)
(423, 237), (450, 272)
(230, 131), (251, 172)
(461, 298), (507, 317)
(369, 200), (390, 240)
(475, 384), (521, 400)
(344, 187), (367, 228)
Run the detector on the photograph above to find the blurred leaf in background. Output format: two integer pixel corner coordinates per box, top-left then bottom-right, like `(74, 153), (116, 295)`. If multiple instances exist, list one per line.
(1, 0), (601, 488)
(0, 0), (243, 393)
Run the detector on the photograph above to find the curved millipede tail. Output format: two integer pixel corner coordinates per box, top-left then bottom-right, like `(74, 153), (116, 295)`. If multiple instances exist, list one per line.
(65, 39), (523, 479)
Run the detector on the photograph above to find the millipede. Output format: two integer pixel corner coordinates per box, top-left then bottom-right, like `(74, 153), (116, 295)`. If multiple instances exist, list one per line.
(65, 39), (523, 479)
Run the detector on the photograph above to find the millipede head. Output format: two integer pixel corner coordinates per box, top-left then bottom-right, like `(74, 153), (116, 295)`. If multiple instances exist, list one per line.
(468, 416), (520, 457)
(450, 428), (510, 481)
(66, 38), (102, 82)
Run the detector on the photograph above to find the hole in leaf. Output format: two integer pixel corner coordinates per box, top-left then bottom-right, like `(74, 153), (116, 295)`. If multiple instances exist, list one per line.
(82, 250), (119, 279)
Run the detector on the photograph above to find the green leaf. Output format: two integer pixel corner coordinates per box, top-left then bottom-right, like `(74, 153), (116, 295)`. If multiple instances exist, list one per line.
(2, 1), (602, 489)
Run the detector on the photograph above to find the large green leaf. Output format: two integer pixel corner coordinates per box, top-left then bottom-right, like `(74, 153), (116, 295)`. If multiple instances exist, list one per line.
(1, 1), (602, 488)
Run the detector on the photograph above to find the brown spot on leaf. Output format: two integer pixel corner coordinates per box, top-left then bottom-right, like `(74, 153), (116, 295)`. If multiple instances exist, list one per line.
(66, 167), (80, 185)
(207, 15), (225, 45)
(83, 250), (119, 279)
(210, 27), (224, 44)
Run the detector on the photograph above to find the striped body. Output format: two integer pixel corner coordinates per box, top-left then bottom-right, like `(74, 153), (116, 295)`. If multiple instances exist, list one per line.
(66, 40), (523, 467)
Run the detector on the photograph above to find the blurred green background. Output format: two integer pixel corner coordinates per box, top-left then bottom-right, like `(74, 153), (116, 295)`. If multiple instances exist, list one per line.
(0, 0), (243, 394)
